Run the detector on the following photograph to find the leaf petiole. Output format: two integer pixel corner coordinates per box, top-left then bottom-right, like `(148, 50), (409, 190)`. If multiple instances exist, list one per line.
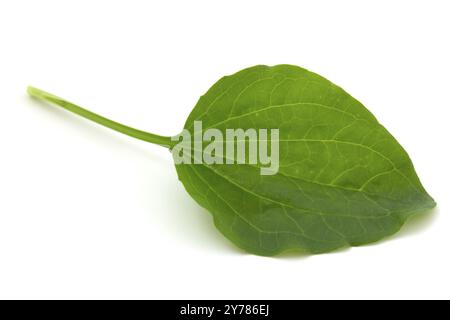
(27, 86), (174, 148)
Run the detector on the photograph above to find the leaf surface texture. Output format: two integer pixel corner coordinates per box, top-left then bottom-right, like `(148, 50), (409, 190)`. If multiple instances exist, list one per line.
(175, 65), (435, 256)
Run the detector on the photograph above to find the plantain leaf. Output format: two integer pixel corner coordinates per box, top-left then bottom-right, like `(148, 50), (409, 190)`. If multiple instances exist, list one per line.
(175, 65), (435, 256)
(28, 64), (436, 256)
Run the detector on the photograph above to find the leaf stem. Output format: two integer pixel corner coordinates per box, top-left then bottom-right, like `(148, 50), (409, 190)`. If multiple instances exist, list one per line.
(27, 86), (174, 148)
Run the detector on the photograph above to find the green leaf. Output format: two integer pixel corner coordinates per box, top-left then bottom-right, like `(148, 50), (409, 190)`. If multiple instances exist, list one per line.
(175, 65), (435, 255)
(28, 64), (436, 256)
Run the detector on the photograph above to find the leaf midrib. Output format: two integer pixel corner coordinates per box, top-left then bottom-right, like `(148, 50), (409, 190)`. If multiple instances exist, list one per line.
(179, 142), (418, 203)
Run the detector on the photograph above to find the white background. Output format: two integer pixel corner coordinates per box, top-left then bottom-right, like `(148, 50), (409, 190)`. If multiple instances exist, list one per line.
(0, 0), (449, 299)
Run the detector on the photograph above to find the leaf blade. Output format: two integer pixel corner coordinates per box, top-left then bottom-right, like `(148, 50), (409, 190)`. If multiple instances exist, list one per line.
(176, 64), (436, 256)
